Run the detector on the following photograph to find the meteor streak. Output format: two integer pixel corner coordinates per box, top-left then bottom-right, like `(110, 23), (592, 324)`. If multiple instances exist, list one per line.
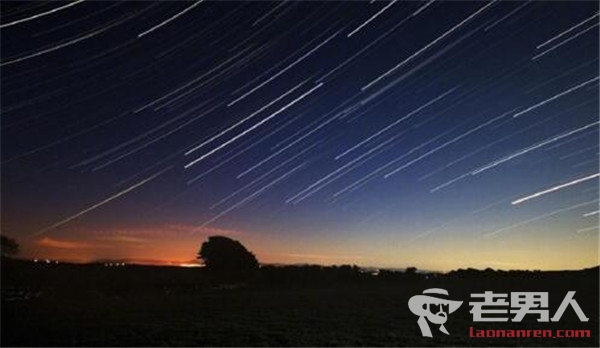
(227, 29), (340, 107)
(532, 23), (599, 60)
(361, 1), (494, 90)
(185, 79), (309, 156)
(336, 88), (456, 160)
(577, 225), (599, 233)
(385, 110), (511, 178)
(34, 166), (172, 236)
(138, 1), (204, 38)
(287, 135), (398, 204)
(185, 83), (323, 169)
(412, 0), (435, 17)
(212, 142), (321, 210)
(347, 0), (397, 37)
(472, 121), (600, 175)
(199, 162), (307, 228)
(512, 173), (600, 205)
(485, 199), (598, 237)
(536, 12), (599, 49)
(513, 76), (599, 118)
(0, 0), (85, 29)
(1, 14), (131, 66)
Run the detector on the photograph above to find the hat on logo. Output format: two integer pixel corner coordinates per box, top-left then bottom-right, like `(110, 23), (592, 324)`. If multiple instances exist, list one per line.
(423, 288), (449, 296)
(409, 288), (462, 315)
(408, 288), (463, 337)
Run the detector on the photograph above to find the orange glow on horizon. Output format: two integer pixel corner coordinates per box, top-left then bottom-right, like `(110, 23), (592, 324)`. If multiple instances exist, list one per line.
(18, 223), (599, 272)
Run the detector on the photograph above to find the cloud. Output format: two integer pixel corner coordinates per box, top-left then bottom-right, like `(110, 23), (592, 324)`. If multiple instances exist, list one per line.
(164, 224), (245, 236)
(88, 224), (246, 239)
(96, 236), (149, 244)
(36, 237), (93, 249)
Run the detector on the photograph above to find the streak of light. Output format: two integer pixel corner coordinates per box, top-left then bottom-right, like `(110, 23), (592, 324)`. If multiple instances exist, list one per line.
(336, 88), (456, 160)
(428, 113), (576, 192)
(287, 135), (399, 204)
(138, 1), (204, 38)
(561, 145), (597, 160)
(524, 58), (598, 94)
(583, 210), (599, 217)
(238, 95), (365, 177)
(472, 121), (599, 175)
(402, 216), (463, 245)
(198, 162), (307, 228)
(484, 1), (530, 31)
(577, 226), (599, 233)
(91, 104), (222, 171)
(532, 23), (599, 61)
(429, 172), (471, 193)
(75, 101), (218, 169)
(484, 199), (598, 237)
(334, 128), (455, 198)
(536, 12), (599, 49)
(227, 29), (340, 107)
(185, 78), (308, 156)
(236, 112), (338, 178)
(361, 1), (495, 90)
(2, 110), (132, 163)
(211, 141), (321, 210)
(33, 166), (172, 236)
(134, 45), (255, 113)
(185, 83), (323, 169)
(154, 44), (274, 111)
(412, 0), (435, 17)
(1, 12), (133, 66)
(229, 14), (333, 92)
(513, 76), (599, 118)
(317, 11), (412, 83)
(512, 173), (600, 205)
(545, 127), (597, 151)
(347, 0), (397, 37)
(32, 2), (122, 37)
(385, 110), (511, 178)
(572, 157), (599, 169)
(0, 0), (85, 29)
(186, 114), (304, 185)
(357, 27), (475, 106)
(418, 107), (519, 182)
(252, 1), (286, 26)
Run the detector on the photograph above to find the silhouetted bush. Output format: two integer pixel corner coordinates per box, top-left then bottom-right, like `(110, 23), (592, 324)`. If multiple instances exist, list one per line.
(1, 235), (19, 258)
(198, 236), (258, 283)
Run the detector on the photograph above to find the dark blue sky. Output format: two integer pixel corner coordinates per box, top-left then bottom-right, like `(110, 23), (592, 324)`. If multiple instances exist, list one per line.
(1, 1), (598, 269)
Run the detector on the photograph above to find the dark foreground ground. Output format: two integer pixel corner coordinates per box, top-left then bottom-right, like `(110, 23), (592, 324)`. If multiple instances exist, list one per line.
(1, 259), (598, 347)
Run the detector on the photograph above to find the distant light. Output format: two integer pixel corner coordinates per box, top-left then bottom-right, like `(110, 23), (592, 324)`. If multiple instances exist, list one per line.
(179, 263), (202, 268)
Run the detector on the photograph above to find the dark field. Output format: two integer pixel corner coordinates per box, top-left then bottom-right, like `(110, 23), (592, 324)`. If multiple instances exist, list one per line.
(1, 260), (598, 347)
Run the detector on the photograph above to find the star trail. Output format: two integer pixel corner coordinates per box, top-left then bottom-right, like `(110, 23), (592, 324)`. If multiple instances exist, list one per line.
(1, 0), (598, 270)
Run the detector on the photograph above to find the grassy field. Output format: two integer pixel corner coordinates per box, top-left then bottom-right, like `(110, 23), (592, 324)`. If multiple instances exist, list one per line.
(1, 260), (598, 346)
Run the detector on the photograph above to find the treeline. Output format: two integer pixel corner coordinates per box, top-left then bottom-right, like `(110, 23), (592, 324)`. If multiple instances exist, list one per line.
(2, 258), (598, 301)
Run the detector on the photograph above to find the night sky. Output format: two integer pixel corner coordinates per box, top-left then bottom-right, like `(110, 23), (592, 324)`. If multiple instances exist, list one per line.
(1, 0), (598, 270)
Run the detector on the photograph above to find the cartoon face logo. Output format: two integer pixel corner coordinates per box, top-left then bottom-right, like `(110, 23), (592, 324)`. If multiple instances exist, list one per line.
(408, 288), (463, 337)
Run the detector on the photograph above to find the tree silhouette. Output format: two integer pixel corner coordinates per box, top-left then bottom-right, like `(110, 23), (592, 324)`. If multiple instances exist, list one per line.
(1, 235), (19, 258)
(405, 266), (417, 275)
(198, 236), (258, 282)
